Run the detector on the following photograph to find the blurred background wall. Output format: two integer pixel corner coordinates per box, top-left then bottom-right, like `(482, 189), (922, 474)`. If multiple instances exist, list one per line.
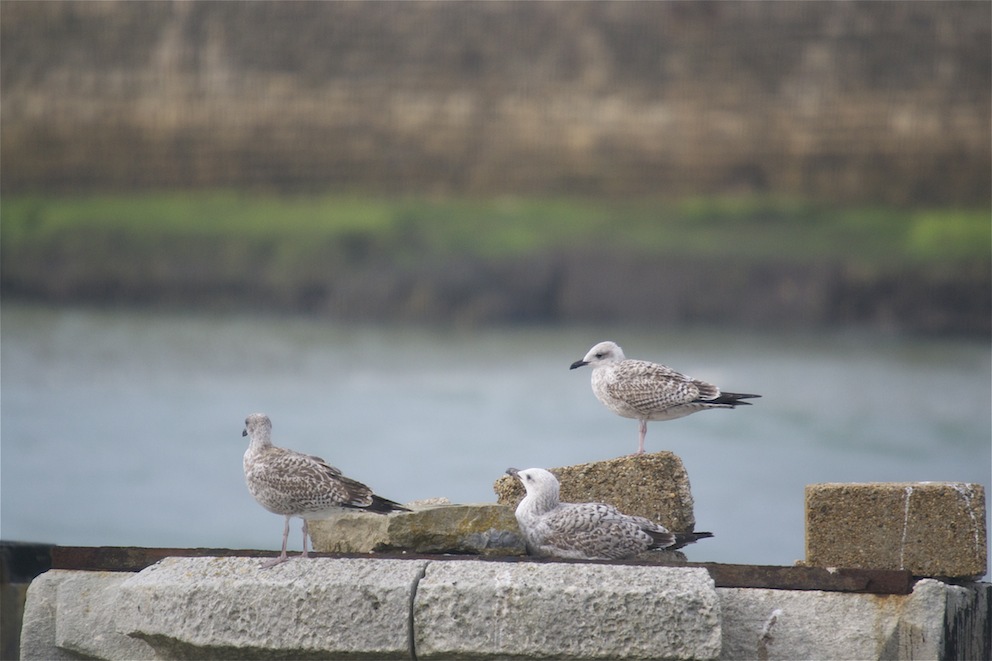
(2, 1), (989, 203)
(2, 1), (990, 583)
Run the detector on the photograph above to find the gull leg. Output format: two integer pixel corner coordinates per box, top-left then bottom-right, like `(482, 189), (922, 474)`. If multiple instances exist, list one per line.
(636, 420), (648, 455)
(261, 515), (291, 568)
(301, 519), (310, 559)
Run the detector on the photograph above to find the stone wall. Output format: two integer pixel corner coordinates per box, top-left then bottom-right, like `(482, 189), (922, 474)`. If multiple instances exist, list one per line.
(19, 560), (991, 660)
(2, 1), (989, 204)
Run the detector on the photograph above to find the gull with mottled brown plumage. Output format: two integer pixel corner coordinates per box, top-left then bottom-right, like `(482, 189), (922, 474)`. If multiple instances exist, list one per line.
(507, 467), (712, 560)
(242, 413), (409, 567)
(570, 341), (760, 455)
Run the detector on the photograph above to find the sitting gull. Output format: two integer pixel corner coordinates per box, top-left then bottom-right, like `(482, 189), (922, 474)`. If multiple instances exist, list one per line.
(507, 467), (712, 560)
(570, 340), (760, 454)
(242, 413), (409, 567)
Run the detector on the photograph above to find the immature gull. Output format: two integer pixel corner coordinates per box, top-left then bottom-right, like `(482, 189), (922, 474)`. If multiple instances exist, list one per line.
(570, 340), (760, 454)
(507, 467), (712, 560)
(242, 413), (409, 567)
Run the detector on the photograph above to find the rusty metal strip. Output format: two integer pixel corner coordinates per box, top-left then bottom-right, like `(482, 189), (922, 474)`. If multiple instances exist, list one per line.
(693, 562), (914, 595)
(48, 546), (915, 594)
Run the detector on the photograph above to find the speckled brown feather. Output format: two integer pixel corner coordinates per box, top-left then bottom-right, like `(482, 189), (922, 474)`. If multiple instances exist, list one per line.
(242, 413), (407, 519)
(509, 467), (712, 561)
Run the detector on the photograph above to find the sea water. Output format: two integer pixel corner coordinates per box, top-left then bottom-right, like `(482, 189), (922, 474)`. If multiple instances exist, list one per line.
(2, 303), (989, 575)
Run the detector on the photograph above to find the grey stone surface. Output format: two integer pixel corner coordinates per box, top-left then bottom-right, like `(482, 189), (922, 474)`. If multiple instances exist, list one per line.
(115, 556), (428, 659)
(718, 586), (895, 661)
(897, 579), (991, 661)
(20, 571), (84, 661)
(805, 482), (987, 578)
(309, 503), (526, 555)
(19, 559), (990, 661)
(494, 452), (699, 534)
(717, 578), (992, 661)
(413, 561), (722, 660)
(56, 571), (158, 660)
(20, 570), (156, 661)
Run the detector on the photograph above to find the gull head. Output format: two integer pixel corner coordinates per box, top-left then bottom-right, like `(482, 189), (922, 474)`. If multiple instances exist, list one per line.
(569, 340), (625, 370)
(243, 412), (272, 442)
(507, 467), (560, 499)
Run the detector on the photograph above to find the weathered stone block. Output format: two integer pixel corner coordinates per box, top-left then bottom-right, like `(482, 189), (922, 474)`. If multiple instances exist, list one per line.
(309, 503), (526, 555)
(115, 556), (427, 659)
(718, 579), (991, 661)
(308, 510), (392, 552)
(805, 482), (987, 578)
(413, 562), (722, 660)
(56, 572), (158, 660)
(20, 571), (89, 661)
(20, 570), (156, 661)
(493, 451), (699, 533)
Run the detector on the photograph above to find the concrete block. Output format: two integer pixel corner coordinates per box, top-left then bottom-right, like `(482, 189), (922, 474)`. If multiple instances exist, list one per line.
(20, 570), (155, 661)
(717, 578), (991, 661)
(56, 571), (158, 660)
(806, 482), (987, 578)
(719, 586), (895, 660)
(115, 556), (427, 659)
(20, 571), (86, 661)
(310, 503), (526, 555)
(413, 561), (721, 660)
(494, 452), (699, 533)
(931, 579), (991, 660)
(308, 510), (392, 552)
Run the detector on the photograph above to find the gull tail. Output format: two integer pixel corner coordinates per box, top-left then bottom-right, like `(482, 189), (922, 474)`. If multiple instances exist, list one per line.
(365, 494), (411, 513)
(708, 391), (761, 407)
(645, 530), (677, 549)
(671, 530), (714, 549)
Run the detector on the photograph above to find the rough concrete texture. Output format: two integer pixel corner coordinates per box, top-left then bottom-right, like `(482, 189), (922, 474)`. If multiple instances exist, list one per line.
(494, 452), (698, 533)
(18, 561), (991, 661)
(115, 556), (428, 660)
(413, 562), (722, 660)
(56, 572), (159, 660)
(805, 482), (987, 578)
(20, 570), (157, 661)
(309, 503), (526, 555)
(718, 579), (992, 661)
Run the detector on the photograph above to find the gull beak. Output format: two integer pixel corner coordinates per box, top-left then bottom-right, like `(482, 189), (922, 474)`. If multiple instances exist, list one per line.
(506, 467), (520, 478)
(242, 428), (248, 437)
(569, 359), (588, 370)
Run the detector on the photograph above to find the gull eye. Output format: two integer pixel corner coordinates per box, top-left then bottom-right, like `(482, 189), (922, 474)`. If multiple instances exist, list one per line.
(595, 352), (605, 359)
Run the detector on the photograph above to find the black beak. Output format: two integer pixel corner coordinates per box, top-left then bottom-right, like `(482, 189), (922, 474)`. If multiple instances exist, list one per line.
(506, 467), (520, 478)
(242, 429), (248, 437)
(569, 359), (588, 370)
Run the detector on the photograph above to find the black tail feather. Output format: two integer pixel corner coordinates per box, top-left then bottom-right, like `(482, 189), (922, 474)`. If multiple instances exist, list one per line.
(341, 494), (410, 513)
(366, 494), (411, 513)
(708, 391), (761, 406)
(671, 531), (714, 550)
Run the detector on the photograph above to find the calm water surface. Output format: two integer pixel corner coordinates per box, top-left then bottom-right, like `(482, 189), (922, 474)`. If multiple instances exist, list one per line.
(2, 303), (989, 575)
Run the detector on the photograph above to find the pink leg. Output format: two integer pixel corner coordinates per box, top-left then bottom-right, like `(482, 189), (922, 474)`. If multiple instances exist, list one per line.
(636, 420), (647, 455)
(301, 519), (310, 559)
(261, 516), (291, 568)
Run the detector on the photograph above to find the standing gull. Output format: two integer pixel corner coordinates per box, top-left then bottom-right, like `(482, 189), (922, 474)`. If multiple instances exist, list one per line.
(570, 341), (760, 455)
(507, 467), (712, 560)
(242, 413), (409, 567)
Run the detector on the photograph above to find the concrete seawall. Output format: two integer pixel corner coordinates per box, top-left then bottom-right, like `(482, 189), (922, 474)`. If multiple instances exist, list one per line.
(19, 557), (991, 660)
